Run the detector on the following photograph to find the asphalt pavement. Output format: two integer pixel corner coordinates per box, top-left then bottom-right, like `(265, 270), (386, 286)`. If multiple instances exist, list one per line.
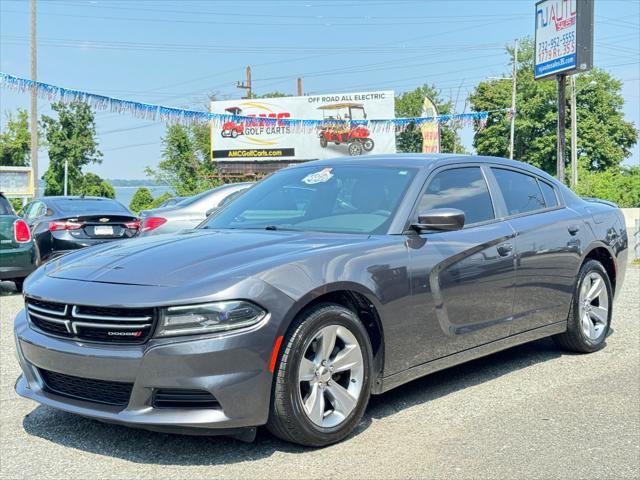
(1, 267), (638, 479)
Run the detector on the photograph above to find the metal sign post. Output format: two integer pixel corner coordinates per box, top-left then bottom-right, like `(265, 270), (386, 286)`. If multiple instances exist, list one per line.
(557, 75), (566, 182)
(534, 0), (594, 184)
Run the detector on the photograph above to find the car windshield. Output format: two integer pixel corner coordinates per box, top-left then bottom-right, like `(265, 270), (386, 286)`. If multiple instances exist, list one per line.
(52, 198), (129, 214)
(201, 165), (417, 234)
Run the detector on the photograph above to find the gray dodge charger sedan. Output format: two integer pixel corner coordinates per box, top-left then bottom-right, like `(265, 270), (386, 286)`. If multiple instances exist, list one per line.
(14, 154), (628, 447)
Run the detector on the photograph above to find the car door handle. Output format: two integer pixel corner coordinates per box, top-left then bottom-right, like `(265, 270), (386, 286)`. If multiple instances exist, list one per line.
(497, 243), (513, 256)
(568, 225), (580, 235)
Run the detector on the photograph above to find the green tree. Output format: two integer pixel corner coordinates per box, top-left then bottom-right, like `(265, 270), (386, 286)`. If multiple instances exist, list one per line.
(129, 187), (154, 213)
(574, 165), (640, 208)
(79, 172), (115, 199)
(395, 85), (463, 154)
(145, 123), (219, 196)
(256, 91), (291, 99)
(0, 109), (31, 166)
(469, 37), (637, 176)
(40, 102), (102, 195)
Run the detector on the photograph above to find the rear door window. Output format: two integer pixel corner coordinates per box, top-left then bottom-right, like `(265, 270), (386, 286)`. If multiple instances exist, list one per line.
(492, 168), (546, 215)
(419, 167), (495, 225)
(538, 180), (558, 208)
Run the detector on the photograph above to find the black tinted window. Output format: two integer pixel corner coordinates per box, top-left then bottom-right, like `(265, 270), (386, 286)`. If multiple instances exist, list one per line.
(539, 181), (558, 208)
(492, 169), (546, 215)
(0, 196), (14, 215)
(52, 198), (128, 214)
(0, 196), (13, 215)
(419, 167), (494, 225)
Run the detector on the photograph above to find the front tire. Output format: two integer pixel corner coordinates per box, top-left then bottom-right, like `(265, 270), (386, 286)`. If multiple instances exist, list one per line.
(267, 303), (373, 447)
(553, 259), (612, 353)
(348, 142), (363, 156)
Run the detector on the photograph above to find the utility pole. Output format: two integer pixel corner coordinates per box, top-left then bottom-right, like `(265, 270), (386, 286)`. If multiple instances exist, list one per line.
(509, 39), (518, 160)
(63, 159), (68, 195)
(557, 74), (567, 183)
(297, 77), (303, 96)
(237, 66), (252, 99)
(30, 0), (38, 197)
(570, 75), (578, 189)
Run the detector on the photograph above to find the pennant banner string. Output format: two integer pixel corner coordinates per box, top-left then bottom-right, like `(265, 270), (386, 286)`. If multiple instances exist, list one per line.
(1, 72), (508, 132)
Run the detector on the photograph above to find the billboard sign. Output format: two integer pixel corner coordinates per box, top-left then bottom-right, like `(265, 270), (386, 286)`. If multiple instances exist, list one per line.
(534, 0), (594, 80)
(0, 166), (34, 197)
(210, 91), (396, 162)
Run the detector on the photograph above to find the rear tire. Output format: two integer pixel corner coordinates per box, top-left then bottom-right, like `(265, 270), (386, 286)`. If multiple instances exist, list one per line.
(319, 137), (328, 148)
(362, 138), (375, 151)
(267, 303), (373, 447)
(553, 259), (612, 353)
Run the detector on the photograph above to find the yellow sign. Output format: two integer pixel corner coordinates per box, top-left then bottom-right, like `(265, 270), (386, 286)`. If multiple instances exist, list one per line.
(0, 166), (34, 197)
(420, 96), (440, 154)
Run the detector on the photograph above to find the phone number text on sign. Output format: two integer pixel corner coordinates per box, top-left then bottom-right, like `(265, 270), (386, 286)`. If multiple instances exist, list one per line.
(534, 0), (578, 78)
(537, 32), (575, 62)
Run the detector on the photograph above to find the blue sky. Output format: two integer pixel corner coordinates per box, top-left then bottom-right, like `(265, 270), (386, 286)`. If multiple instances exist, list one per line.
(1, 0), (638, 180)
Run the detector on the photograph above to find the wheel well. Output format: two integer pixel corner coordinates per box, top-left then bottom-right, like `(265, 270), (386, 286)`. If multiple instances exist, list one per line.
(584, 247), (616, 292)
(297, 290), (384, 380)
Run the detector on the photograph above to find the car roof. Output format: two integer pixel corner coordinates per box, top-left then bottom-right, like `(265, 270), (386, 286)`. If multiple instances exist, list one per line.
(38, 196), (115, 202)
(288, 154), (558, 184)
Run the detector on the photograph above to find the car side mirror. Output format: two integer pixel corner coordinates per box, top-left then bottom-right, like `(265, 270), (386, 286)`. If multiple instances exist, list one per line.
(412, 208), (465, 232)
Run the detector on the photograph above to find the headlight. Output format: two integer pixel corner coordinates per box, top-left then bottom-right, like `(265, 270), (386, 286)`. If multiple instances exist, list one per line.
(156, 301), (267, 337)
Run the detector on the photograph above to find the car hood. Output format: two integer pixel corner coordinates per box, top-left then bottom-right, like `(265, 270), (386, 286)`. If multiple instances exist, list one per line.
(44, 229), (371, 287)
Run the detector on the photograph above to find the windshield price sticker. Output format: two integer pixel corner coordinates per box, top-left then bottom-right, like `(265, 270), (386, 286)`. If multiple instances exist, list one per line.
(302, 168), (334, 185)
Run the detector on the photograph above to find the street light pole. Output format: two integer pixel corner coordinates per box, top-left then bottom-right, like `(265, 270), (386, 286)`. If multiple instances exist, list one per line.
(509, 39), (518, 160)
(30, 0), (38, 197)
(570, 75), (578, 189)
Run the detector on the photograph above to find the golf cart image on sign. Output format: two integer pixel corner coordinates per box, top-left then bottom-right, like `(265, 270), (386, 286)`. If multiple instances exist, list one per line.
(317, 103), (374, 156)
(221, 106), (245, 138)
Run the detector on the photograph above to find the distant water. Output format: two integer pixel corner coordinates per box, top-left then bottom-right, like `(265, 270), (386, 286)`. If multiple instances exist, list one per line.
(114, 185), (173, 209)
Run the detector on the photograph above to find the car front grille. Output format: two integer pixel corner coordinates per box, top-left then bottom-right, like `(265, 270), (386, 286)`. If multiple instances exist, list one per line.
(25, 297), (155, 344)
(38, 368), (133, 406)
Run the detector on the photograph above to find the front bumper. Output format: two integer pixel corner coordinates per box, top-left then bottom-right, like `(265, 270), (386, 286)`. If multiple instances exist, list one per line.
(14, 308), (276, 434)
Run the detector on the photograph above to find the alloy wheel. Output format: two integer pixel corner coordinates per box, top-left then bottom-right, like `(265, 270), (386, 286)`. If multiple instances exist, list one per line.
(578, 271), (609, 341)
(297, 324), (364, 428)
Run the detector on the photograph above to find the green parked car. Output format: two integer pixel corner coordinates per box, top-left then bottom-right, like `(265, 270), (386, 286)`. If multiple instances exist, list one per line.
(0, 193), (36, 291)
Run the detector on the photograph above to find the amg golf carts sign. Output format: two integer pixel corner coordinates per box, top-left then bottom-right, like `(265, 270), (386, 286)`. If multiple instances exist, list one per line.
(534, 0), (594, 80)
(210, 90), (396, 161)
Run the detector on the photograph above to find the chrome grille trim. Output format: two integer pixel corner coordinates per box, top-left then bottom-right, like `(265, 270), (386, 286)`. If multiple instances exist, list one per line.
(71, 321), (152, 333)
(27, 311), (72, 329)
(71, 305), (151, 322)
(28, 303), (68, 317)
(27, 310), (70, 324)
(25, 297), (156, 344)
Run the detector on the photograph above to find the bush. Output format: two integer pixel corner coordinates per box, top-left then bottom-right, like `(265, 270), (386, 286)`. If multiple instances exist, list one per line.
(129, 187), (154, 213)
(79, 173), (115, 199)
(574, 166), (640, 208)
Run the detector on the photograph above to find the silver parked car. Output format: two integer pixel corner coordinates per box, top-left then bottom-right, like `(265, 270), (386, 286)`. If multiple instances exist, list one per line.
(139, 182), (252, 236)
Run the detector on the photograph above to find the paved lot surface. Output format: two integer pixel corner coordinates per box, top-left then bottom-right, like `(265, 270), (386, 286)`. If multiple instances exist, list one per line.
(1, 267), (638, 479)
